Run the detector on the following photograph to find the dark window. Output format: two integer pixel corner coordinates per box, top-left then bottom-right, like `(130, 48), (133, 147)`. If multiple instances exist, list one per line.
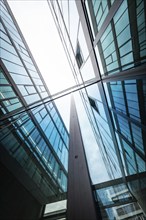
(75, 42), (83, 68)
(88, 96), (99, 113)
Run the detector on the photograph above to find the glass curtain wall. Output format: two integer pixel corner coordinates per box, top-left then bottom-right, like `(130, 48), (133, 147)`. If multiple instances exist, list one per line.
(48, 0), (146, 218)
(0, 0), (69, 207)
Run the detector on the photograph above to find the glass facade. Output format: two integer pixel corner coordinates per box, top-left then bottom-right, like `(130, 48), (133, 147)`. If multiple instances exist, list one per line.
(95, 0), (146, 75)
(103, 78), (146, 184)
(95, 182), (144, 219)
(49, 0), (146, 218)
(1, 0), (146, 219)
(85, 0), (110, 36)
(0, 0), (69, 207)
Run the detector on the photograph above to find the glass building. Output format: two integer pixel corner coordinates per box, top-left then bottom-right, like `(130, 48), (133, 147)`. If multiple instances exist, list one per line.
(1, 0), (146, 219)
(48, 0), (146, 219)
(0, 1), (69, 219)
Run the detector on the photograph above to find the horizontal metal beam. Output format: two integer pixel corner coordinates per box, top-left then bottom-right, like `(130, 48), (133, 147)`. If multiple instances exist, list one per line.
(102, 64), (146, 82)
(98, 197), (136, 209)
(43, 209), (66, 220)
(93, 172), (146, 190)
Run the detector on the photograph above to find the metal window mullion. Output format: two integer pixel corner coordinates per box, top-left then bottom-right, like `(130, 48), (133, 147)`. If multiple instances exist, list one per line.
(102, 64), (146, 82)
(4, 0), (51, 97)
(93, 0), (123, 47)
(116, 130), (146, 162)
(28, 110), (68, 177)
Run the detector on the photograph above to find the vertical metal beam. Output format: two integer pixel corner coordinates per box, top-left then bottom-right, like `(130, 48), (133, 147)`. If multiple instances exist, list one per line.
(67, 95), (100, 220)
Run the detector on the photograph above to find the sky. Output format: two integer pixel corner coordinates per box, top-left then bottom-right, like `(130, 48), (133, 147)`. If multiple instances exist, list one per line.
(8, 0), (75, 129)
(8, 0), (109, 185)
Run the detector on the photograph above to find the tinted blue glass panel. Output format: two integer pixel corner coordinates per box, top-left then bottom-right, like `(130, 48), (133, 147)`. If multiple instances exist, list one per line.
(24, 93), (40, 104)
(54, 134), (60, 151)
(2, 60), (29, 77)
(45, 121), (54, 139)
(117, 25), (131, 47)
(49, 127), (57, 148)
(37, 139), (46, 155)
(122, 140), (137, 175)
(0, 86), (15, 99)
(136, 154), (146, 172)
(40, 115), (51, 132)
(131, 123), (145, 155)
